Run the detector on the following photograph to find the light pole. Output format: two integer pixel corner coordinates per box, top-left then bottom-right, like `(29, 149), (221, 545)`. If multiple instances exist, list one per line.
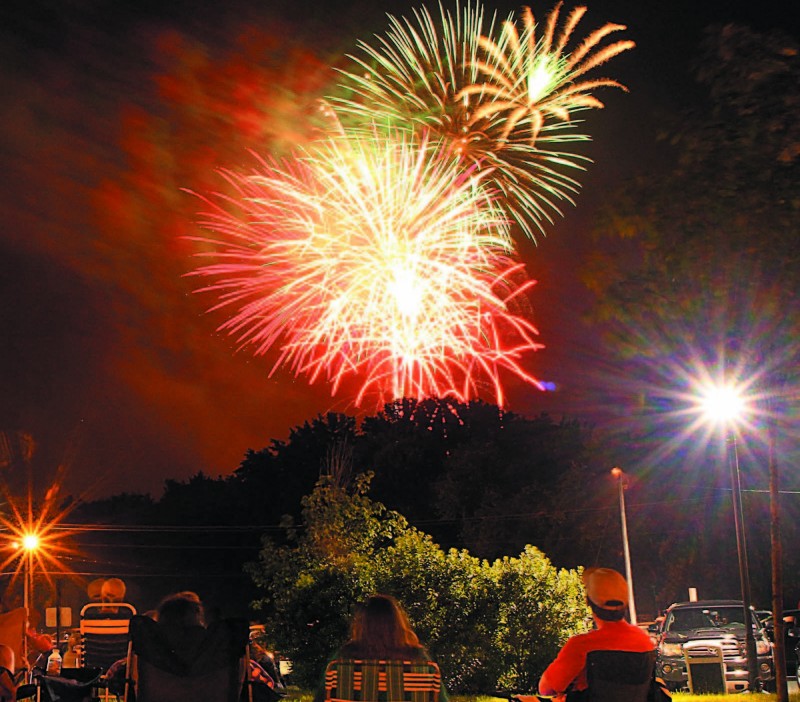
(698, 383), (759, 691)
(611, 466), (637, 624)
(19, 532), (40, 671)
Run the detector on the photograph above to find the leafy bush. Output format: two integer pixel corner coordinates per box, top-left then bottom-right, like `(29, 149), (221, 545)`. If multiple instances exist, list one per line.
(248, 474), (587, 691)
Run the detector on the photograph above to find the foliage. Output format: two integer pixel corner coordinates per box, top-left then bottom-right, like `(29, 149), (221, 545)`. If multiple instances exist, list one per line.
(233, 412), (358, 525)
(360, 399), (598, 561)
(585, 24), (799, 358)
(247, 475), (587, 692)
(491, 546), (588, 690)
(233, 399), (599, 563)
(246, 472), (391, 686)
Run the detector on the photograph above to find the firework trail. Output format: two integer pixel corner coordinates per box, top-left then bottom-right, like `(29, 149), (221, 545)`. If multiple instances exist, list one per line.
(331, 1), (633, 239)
(189, 129), (543, 407)
(459, 2), (635, 143)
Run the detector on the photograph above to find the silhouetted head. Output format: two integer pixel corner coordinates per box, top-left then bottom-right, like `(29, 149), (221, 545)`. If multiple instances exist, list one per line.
(101, 578), (126, 603)
(156, 591), (205, 628)
(344, 594), (421, 658)
(87, 578), (105, 603)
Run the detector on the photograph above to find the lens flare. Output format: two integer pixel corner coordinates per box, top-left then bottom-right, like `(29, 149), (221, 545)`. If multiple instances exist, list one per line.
(696, 382), (748, 425)
(189, 129), (544, 407)
(0, 487), (79, 591)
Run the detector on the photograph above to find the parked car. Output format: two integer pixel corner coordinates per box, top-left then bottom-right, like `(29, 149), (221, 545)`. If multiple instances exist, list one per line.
(762, 608), (800, 676)
(653, 600), (775, 692)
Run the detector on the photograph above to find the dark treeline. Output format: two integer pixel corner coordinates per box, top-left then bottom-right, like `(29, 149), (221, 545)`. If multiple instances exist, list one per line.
(63, 394), (800, 622)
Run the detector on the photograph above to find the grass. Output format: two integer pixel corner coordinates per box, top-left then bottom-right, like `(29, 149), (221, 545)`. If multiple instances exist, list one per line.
(280, 692), (800, 702)
(439, 697), (800, 702)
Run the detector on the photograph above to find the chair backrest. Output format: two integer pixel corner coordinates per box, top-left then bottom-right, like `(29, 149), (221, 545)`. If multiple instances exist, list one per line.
(0, 607), (27, 672)
(323, 659), (442, 702)
(79, 602), (136, 671)
(682, 640), (726, 694)
(585, 650), (656, 702)
(127, 615), (249, 702)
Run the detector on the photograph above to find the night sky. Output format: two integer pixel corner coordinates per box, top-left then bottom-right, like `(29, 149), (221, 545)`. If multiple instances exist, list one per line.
(1, 0), (795, 499)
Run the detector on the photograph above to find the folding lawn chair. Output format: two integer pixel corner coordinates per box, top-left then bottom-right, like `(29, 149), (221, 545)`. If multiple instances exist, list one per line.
(323, 658), (442, 702)
(682, 640), (726, 694)
(79, 603), (137, 672)
(32, 668), (106, 702)
(78, 602), (136, 701)
(584, 649), (656, 702)
(124, 614), (250, 702)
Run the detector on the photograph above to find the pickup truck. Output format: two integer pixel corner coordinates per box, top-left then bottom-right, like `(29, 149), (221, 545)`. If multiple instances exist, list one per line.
(653, 599), (775, 692)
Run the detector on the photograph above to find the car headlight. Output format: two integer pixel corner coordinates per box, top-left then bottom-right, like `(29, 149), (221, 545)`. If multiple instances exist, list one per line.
(756, 640), (771, 656)
(659, 642), (683, 657)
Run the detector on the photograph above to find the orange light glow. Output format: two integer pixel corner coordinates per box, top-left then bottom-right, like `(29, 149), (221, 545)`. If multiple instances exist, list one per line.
(0, 486), (79, 594)
(21, 533), (40, 551)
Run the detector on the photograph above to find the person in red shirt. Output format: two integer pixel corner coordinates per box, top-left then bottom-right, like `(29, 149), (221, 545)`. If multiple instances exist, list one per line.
(538, 567), (653, 700)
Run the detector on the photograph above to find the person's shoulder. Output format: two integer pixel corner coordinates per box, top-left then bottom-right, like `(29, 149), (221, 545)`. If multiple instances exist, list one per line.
(614, 619), (652, 637)
(603, 620), (655, 648)
(629, 622), (656, 645)
(563, 628), (597, 646)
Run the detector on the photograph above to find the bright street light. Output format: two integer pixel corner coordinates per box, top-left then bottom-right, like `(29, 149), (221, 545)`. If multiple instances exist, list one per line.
(22, 533), (40, 552)
(697, 379), (758, 690)
(697, 383), (747, 424)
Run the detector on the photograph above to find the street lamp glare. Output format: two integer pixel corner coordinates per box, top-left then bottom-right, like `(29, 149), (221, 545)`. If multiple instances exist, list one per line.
(22, 533), (40, 551)
(699, 384), (746, 424)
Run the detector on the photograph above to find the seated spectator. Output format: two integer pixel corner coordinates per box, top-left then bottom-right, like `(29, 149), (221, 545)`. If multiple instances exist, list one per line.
(538, 567), (654, 701)
(247, 657), (284, 702)
(155, 591), (206, 652)
(26, 609), (53, 668)
(102, 579), (124, 599)
(87, 579), (105, 605)
(100, 578), (129, 615)
(314, 594), (447, 702)
(83, 577), (133, 620)
(142, 593), (277, 702)
(250, 641), (285, 689)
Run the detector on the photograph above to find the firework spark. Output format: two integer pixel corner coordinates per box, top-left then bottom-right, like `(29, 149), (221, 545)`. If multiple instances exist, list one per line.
(330, 1), (599, 239)
(458, 2), (635, 143)
(189, 129), (544, 407)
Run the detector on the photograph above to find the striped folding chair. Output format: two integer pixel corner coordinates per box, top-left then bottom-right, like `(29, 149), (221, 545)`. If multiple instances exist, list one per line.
(79, 603), (137, 673)
(323, 659), (442, 702)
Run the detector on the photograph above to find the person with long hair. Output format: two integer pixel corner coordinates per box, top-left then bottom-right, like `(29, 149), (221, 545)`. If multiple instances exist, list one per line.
(315, 594), (447, 702)
(339, 594), (425, 660)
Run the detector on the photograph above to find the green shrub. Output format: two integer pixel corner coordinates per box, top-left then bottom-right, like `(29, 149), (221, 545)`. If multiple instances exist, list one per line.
(248, 475), (587, 692)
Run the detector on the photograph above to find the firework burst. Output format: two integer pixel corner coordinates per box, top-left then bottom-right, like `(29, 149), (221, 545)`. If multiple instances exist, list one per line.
(458, 2), (635, 143)
(330, 1), (600, 239)
(189, 129), (544, 407)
